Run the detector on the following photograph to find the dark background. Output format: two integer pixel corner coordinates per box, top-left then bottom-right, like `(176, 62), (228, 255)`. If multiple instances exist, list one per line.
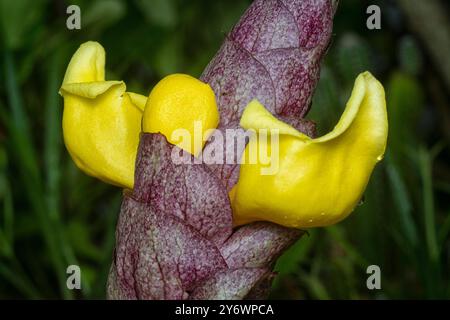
(0, 0), (449, 299)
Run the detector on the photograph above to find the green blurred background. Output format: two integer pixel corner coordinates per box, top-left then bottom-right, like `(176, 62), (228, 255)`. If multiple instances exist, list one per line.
(0, 0), (449, 299)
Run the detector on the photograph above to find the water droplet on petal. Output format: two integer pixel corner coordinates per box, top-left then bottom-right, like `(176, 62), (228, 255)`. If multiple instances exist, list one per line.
(358, 195), (365, 206)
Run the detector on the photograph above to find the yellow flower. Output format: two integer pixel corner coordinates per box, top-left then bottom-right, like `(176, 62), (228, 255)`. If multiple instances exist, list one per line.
(60, 42), (219, 189)
(142, 73), (219, 156)
(230, 72), (388, 228)
(60, 42), (387, 231)
(60, 41), (146, 189)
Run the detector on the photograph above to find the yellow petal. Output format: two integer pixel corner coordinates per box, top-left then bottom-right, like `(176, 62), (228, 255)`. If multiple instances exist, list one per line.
(60, 41), (146, 189)
(240, 99), (309, 140)
(142, 74), (219, 156)
(61, 81), (123, 99)
(231, 71), (388, 228)
(62, 41), (106, 84)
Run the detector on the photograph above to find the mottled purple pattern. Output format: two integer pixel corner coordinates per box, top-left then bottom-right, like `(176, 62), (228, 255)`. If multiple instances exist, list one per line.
(108, 196), (227, 299)
(108, 0), (336, 300)
(108, 134), (300, 300)
(202, 0), (334, 121)
(220, 222), (302, 269)
(201, 0), (334, 190)
(189, 268), (270, 300)
(133, 134), (232, 245)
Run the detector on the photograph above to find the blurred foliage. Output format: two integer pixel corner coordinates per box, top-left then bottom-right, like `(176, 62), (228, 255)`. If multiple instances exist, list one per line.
(0, 0), (449, 299)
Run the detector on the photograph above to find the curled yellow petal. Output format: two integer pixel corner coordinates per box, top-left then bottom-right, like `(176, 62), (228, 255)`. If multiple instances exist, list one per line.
(231, 71), (388, 228)
(62, 41), (106, 84)
(60, 41), (145, 189)
(142, 74), (219, 156)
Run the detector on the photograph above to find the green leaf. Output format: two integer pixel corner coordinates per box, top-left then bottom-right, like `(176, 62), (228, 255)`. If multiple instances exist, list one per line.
(335, 33), (373, 86)
(386, 71), (424, 155)
(134, 0), (177, 27)
(83, 0), (126, 33)
(398, 35), (423, 75)
(309, 66), (342, 135)
(0, 0), (46, 50)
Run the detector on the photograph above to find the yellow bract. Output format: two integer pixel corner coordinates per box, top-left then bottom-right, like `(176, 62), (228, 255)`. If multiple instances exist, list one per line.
(231, 72), (388, 228)
(142, 74), (219, 156)
(60, 41), (146, 189)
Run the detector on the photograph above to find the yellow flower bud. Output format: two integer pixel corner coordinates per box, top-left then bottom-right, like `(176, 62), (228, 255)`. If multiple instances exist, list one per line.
(60, 41), (146, 189)
(142, 74), (219, 156)
(231, 72), (388, 228)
